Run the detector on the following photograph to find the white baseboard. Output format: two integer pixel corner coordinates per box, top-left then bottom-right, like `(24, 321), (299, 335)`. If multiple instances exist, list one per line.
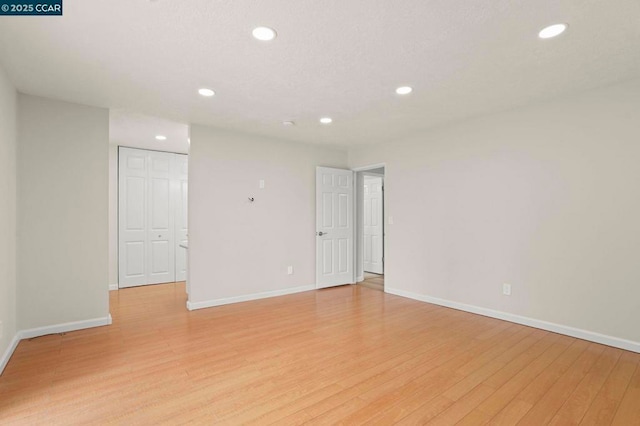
(0, 334), (21, 375)
(356, 275), (364, 283)
(385, 287), (640, 354)
(109, 283), (118, 291)
(187, 285), (315, 311)
(0, 314), (113, 375)
(19, 314), (113, 340)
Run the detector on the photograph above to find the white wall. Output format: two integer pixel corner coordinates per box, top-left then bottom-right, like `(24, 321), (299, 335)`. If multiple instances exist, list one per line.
(188, 125), (348, 307)
(0, 65), (17, 364)
(17, 95), (109, 330)
(108, 144), (118, 289)
(349, 79), (640, 345)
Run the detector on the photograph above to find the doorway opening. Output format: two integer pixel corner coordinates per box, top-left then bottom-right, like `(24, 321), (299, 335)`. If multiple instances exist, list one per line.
(118, 147), (188, 289)
(355, 165), (385, 291)
(109, 110), (191, 294)
(360, 272), (384, 291)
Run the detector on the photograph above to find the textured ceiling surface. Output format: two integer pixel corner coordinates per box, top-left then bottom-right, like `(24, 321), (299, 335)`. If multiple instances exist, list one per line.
(109, 110), (189, 154)
(1, 0), (639, 147)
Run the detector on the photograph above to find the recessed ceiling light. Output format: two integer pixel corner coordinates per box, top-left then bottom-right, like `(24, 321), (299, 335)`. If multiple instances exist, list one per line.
(283, 121), (295, 126)
(396, 86), (413, 95)
(155, 135), (167, 141)
(252, 27), (277, 41)
(538, 23), (568, 39)
(198, 88), (215, 97)
(320, 117), (333, 124)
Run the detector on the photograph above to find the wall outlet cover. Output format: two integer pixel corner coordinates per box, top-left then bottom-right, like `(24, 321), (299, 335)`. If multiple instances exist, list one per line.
(503, 283), (512, 296)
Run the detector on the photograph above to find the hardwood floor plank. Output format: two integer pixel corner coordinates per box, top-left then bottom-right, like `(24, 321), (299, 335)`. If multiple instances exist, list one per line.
(305, 397), (369, 425)
(392, 394), (455, 425)
(580, 351), (639, 425)
(610, 352), (640, 426)
(442, 330), (546, 401)
(0, 281), (638, 425)
(247, 384), (344, 425)
(474, 334), (573, 421)
(341, 325), (526, 424)
(456, 408), (494, 426)
(517, 343), (606, 425)
(485, 398), (534, 425)
(429, 383), (496, 425)
(515, 338), (590, 405)
(549, 346), (622, 425)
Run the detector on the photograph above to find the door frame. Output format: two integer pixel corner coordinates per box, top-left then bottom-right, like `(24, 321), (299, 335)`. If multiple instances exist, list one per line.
(351, 163), (386, 286)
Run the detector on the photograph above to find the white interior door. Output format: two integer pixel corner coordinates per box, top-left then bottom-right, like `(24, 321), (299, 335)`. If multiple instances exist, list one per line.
(119, 147), (185, 288)
(363, 176), (384, 274)
(175, 155), (188, 282)
(119, 148), (148, 287)
(147, 151), (176, 285)
(316, 167), (354, 288)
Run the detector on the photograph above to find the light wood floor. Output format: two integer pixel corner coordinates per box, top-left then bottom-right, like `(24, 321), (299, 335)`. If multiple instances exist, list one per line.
(359, 272), (384, 291)
(1, 282), (639, 425)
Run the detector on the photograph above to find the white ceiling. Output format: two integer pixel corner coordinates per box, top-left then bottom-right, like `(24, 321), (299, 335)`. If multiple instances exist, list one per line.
(109, 110), (189, 154)
(1, 0), (639, 148)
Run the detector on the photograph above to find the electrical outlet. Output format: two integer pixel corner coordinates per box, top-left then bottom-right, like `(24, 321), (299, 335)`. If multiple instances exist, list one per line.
(503, 283), (512, 296)
(388, 216), (394, 225)
(287, 266), (293, 275)
(259, 179), (265, 189)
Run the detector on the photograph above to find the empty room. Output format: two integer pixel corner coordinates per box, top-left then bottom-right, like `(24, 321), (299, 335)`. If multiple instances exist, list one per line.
(1, 0), (639, 424)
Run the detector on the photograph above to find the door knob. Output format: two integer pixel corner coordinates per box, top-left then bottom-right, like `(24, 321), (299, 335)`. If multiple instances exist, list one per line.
(317, 231), (328, 236)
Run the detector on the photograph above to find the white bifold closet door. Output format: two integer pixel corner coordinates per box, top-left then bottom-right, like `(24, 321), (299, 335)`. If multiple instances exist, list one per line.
(119, 147), (188, 288)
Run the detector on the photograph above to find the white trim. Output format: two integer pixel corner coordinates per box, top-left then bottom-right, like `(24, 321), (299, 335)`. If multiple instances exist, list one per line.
(19, 314), (113, 340)
(351, 169), (357, 286)
(0, 334), (21, 375)
(351, 163), (386, 172)
(362, 171), (384, 178)
(187, 285), (314, 311)
(385, 287), (640, 354)
(109, 283), (119, 291)
(356, 275), (364, 283)
(1, 314), (113, 375)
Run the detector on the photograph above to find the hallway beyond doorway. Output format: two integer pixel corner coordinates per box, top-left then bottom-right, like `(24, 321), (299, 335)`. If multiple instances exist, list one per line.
(359, 272), (384, 291)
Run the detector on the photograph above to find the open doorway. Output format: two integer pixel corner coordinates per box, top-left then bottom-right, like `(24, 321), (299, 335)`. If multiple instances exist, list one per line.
(109, 110), (190, 293)
(118, 147), (188, 288)
(355, 165), (385, 291)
